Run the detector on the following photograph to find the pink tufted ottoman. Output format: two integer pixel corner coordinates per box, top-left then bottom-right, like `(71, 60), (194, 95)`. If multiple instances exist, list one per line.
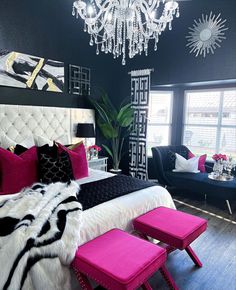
(133, 207), (207, 268)
(72, 229), (178, 290)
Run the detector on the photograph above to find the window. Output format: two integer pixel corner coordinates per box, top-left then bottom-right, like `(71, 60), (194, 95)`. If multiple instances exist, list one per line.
(183, 88), (236, 159)
(147, 91), (173, 155)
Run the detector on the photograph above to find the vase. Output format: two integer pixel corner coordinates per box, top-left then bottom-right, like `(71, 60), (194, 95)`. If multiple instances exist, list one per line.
(213, 160), (224, 177)
(89, 148), (98, 160)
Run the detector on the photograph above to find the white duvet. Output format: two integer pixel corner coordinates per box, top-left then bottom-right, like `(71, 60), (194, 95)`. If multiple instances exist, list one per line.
(0, 169), (175, 245)
(0, 169), (176, 289)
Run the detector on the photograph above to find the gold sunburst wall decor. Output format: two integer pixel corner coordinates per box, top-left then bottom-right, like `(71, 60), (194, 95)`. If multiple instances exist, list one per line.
(186, 12), (228, 57)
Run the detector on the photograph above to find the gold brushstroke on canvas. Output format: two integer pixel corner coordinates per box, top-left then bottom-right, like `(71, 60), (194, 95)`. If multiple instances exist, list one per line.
(47, 78), (59, 92)
(6, 52), (19, 72)
(26, 58), (45, 88)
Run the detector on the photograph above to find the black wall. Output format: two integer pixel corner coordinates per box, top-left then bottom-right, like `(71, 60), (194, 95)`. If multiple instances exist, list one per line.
(116, 0), (236, 175)
(119, 0), (236, 91)
(0, 0), (235, 175)
(0, 0), (121, 108)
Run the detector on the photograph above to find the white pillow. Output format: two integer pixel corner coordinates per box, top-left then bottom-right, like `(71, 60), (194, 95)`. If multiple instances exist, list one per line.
(0, 134), (35, 149)
(34, 135), (53, 147)
(173, 153), (200, 173)
(56, 134), (69, 145)
(34, 134), (69, 147)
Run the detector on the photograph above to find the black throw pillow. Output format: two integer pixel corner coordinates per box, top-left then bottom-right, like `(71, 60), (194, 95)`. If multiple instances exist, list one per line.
(38, 144), (74, 184)
(179, 147), (189, 160)
(14, 144), (28, 155)
(7, 144), (28, 155)
(37, 143), (58, 159)
(167, 150), (176, 170)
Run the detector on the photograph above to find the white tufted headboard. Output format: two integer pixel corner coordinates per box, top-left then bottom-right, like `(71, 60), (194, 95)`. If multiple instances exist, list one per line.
(0, 104), (95, 145)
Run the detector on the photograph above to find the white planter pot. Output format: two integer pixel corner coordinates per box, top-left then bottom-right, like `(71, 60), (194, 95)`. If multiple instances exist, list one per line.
(110, 169), (122, 174)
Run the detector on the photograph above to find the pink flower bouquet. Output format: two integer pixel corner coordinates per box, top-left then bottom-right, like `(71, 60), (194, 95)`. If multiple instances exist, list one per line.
(88, 145), (102, 152)
(212, 153), (227, 161)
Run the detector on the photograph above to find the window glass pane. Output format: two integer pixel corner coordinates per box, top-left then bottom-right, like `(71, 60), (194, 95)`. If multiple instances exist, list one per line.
(183, 126), (217, 156)
(149, 92), (172, 124)
(147, 125), (170, 155)
(222, 90), (236, 126)
(184, 91), (220, 125)
(219, 127), (236, 159)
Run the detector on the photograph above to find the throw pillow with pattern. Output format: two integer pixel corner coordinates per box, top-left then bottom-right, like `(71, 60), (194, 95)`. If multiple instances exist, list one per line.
(38, 149), (74, 184)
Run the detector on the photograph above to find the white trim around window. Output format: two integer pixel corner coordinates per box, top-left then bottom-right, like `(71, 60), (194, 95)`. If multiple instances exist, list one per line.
(183, 87), (236, 159)
(147, 90), (173, 156)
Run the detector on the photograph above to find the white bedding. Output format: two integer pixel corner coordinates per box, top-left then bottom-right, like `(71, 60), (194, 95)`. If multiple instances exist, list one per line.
(0, 168), (176, 290)
(76, 169), (176, 244)
(0, 169), (176, 245)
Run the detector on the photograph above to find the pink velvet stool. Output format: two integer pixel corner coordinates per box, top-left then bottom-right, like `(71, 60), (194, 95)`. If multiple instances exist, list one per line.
(72, 229), (178, 290)
(133, 207), (207, 268)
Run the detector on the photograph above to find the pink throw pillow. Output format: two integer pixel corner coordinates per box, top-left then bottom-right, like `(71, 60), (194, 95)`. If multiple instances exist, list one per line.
(0, 146), (38, 195)
(56, 142), (88, 180)
(188, 151), (207, 173)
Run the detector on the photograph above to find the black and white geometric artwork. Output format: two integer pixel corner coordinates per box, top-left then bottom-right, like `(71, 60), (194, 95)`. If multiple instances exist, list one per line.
(129, 69), (152, 180)
(0, 50), (64, 92)
(69, 64), (91, 96)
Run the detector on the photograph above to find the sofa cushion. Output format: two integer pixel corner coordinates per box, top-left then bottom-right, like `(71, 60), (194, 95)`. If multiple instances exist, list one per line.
(188, 151), (207, 173)
(173, 153), (200, 173)
(166, 171), (236, 199)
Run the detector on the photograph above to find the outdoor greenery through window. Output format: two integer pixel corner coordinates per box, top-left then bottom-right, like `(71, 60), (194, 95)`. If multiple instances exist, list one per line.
(147, 91), (173, 156)
(183, 88), (236, 159)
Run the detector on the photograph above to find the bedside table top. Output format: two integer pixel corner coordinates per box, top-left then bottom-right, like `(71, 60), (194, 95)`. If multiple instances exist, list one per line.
(88, 156), (108, 163)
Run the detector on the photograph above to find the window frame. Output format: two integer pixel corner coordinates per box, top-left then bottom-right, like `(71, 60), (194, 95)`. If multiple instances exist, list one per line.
(183, 87), (236, 155)
(147, 90), (174, 155)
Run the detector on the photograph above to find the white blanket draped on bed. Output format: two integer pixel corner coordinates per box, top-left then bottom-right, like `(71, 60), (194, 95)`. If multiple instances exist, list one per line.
(0, 181), (82, 290)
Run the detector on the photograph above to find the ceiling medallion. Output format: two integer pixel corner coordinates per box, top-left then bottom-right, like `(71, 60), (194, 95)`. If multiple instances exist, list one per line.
(186, 12), (228, 57)
(72, 0), (180, 65)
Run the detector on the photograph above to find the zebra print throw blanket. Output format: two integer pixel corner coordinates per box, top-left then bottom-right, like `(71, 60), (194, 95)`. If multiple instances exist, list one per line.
(0, 181), (82, 290)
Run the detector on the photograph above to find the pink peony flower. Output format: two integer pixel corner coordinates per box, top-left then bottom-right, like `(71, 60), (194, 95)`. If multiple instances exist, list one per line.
(212, 153), (228, 161)
(88, 145), (101, 152)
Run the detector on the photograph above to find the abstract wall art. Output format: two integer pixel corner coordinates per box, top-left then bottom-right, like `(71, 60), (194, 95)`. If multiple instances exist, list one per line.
(0, 50), (64, 92)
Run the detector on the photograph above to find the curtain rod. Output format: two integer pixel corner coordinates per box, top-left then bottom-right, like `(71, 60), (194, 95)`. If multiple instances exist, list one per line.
(128, 68), (154, 75)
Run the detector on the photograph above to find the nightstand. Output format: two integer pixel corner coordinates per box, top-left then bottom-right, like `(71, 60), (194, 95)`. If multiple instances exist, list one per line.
(88, 156), (108, 171)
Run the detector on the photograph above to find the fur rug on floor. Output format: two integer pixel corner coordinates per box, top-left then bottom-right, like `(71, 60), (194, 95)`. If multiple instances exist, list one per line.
(0, 181), (82, 290)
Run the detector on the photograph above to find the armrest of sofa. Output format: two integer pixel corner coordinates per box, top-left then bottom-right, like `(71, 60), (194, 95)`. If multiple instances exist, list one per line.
(151, 147), (170, 186)
(205, 161), (213, 173)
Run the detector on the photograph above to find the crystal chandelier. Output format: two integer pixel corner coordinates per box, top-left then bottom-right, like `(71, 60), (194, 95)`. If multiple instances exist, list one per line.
(72, 0), (179, 65)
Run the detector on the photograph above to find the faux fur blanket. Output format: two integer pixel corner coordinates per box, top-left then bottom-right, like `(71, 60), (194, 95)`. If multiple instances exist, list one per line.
(0, 181), (82, 290)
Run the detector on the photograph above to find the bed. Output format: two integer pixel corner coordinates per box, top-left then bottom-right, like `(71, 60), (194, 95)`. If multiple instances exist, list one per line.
(0, 104), (175, 290)
(0, 168), (175, 244)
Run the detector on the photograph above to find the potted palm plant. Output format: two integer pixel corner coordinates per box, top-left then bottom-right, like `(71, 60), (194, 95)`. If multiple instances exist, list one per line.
(90, 93), (134, 173)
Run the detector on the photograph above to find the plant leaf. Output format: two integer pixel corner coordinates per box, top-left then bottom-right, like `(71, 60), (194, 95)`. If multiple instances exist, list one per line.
(98, 120), (118, 139)
(102, 144), (113, 159)
(117, 104), (134, 127)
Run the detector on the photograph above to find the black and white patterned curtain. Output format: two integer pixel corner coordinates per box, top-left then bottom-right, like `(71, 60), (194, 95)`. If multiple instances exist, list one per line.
(129, 69), (152, 180)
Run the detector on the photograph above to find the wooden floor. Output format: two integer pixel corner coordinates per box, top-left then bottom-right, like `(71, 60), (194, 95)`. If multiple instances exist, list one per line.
(96, 196), (236, 290)
(148, 196), (236, 290)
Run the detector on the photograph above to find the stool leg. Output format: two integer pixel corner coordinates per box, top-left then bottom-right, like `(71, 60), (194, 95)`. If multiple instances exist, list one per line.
(136, 231), (150, 241)
(185, 245), (202, 267)
(75, 271), (93, 290)
(159, 265), (178, 290)
(141, 281), (152, 290)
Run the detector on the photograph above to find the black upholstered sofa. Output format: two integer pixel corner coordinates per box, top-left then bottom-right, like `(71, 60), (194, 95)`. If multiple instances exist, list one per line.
(152, 145), (236, 214)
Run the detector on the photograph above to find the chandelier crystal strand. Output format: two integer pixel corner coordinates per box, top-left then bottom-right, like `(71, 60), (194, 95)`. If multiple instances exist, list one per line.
(72, 0), (180, 65)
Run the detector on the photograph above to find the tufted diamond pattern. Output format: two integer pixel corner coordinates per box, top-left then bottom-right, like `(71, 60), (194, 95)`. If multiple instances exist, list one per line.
(0, 105), (96, 149)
